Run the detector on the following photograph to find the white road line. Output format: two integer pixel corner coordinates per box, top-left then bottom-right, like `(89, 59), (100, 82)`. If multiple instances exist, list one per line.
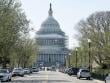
(45, 71), (49, 83)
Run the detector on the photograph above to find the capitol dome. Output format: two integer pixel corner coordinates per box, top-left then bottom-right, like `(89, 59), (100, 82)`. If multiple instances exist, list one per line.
(37, 3), (64, 35)
(36, 3), (69, 67)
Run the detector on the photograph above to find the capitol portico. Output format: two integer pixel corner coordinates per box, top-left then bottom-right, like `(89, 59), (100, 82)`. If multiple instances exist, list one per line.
(36, 3), (69, 67)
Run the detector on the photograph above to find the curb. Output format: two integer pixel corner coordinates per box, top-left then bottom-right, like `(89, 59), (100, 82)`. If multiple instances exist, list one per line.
(94, 79), (104, 83)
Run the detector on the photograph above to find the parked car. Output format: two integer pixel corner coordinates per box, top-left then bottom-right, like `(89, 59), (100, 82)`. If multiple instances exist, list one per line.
(50, 66), (56, 71)
(66, 68), (74, 76)
(29, 68), (33, 73)
(65, 67), (73, 73)
(32, 67), (39, 72)
(77, 69), (91, 80)
(12, 68), (24, 77)
(72, 68), (79, 75)
(105, 74), (110, 83)
(65, 67), (79, 75)
(59, 67), (66, 73)
(46, 67), (52, 71)
(24, 68), (31, 74)
(0, 69), (12, 82)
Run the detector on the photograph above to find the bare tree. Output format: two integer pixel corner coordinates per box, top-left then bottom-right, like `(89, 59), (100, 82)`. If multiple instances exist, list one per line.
(75, 11), (110, 68)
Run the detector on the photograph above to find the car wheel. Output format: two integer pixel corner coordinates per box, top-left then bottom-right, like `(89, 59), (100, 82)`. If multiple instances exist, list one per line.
(21, 75), (24, 77)
(69, 74), (72, 76)
(77, 76), (80, 79)
(5, 77), (9, 82)
(87, 77), (90, 80)
(6, 78), (9, 82)
(9, 78), (11, 81)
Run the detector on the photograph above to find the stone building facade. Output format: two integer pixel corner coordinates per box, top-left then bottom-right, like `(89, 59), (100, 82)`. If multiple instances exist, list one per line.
(36, 3), (69, 67)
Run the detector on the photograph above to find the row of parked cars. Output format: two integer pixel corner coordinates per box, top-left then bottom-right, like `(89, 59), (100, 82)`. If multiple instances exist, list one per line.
(59, 67), (110, 83)
(0, 67), (39, 82)
(60, 67), (91, 80)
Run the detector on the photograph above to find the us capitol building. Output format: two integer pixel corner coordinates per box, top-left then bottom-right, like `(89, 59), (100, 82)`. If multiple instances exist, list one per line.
(36, 3), (69, 67)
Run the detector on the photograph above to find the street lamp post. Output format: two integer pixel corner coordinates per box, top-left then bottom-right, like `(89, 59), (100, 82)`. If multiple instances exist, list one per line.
(68, 53), (71, 67)
(80, 48), (83, 67)
(75, 48), (78, 68)
(65, 56), (67, 67)
(88, 39), (91, 72)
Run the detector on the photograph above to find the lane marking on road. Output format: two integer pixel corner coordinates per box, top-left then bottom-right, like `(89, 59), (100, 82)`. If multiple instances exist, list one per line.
(45, 71), (49, 83)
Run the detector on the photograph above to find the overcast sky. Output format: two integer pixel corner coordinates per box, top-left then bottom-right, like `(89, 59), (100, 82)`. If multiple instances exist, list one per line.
(21, 0), (110, 49)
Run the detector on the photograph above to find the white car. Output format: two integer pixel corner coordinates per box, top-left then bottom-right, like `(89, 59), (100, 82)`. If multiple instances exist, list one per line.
(0, 69), (12, 82)
(105, 74), (110, 83)
(77, 69), (91, 80)
(32, 67), (39, 72)
(12, 68), (24, 77)
(24, 68), (31, 74)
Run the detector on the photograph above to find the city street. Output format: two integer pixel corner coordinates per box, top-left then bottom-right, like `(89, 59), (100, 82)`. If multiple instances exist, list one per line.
(0, 1), (109, 83)
(7, 71), (103, 83)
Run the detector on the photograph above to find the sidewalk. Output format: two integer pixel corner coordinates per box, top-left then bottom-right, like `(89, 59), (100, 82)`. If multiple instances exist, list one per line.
(94, 79), (104, 83)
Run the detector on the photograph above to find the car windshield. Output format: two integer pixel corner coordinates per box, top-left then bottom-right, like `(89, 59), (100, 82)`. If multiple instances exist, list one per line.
(0, 69), (7, 73)
(14, 69), (22, 71)
(24, 68), (29, 70)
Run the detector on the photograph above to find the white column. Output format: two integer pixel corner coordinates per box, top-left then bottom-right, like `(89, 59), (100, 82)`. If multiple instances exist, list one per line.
(55, 54), (57, 61)
(44, 54), (46, 61)
(39, 54), (41, 61)
(52, 54), (54, 62)
(54, 54), (55, 62)
(58, 54), (59, 62)
(52, 54), (53, 62)
(43, 54), (45, 61)
(42, 54), (43, 61)
(46, 54), (48, 62)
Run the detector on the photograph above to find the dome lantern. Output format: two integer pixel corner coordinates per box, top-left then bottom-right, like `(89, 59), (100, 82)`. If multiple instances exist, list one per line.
(37, 3), (64, 35)
(48, 3), (53, 16)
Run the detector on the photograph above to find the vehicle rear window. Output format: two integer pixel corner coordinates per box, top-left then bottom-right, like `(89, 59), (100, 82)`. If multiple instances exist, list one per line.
(82, 70), (89, 72)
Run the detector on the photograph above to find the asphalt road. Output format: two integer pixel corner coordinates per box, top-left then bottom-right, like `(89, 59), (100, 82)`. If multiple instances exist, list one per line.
(4, 71), (102, 83)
